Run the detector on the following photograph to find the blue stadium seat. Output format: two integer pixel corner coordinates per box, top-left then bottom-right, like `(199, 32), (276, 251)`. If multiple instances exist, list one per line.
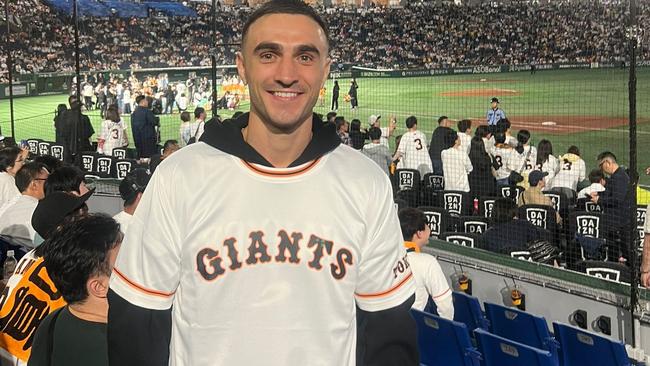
(474, 328), (557, 366)
(411, 309), (481, 366)
(483, 302), (559, 363)
(452, 291), (489, 332)
(552, 322), (631, 366)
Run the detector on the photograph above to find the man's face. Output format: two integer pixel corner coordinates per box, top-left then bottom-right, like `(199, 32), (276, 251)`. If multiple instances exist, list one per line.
(33, 169), (49, 200)
(491, 101), (498, 109)
(599, 159), (615, 175)
(237, 14), (331, 133)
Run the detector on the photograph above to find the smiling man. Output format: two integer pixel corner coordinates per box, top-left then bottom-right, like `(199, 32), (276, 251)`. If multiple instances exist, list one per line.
(107, 1), (418, 366)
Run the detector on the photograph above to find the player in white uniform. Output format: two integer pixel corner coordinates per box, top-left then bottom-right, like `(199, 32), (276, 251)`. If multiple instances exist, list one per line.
(98, 106), (129, 156)
(107, 2), (418, 366)
(393, 116), (433, 176)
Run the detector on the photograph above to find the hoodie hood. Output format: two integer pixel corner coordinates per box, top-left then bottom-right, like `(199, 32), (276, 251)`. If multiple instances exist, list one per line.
(559, 153), (581, 163)
(199, 112), (341, 167)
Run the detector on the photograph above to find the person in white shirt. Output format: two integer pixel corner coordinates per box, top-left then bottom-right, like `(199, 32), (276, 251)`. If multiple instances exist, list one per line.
(441, 130), (473, 192)
(368, 114), (396, 148)
(577, 169), (607, 199)
(495, 118), (517, 147)
(475, 125), (495, 157)
(180, 107), (207, 146)
(0, 147), (26, 206)
(0, 162), (49, 249)
(457, 119), (472, 155)
(507, 130), (537, 188)
(535, 139), (560, 187)
(492, 132), (514, 187)
(176, 93), (188, 112)
(393, 116), (433, 176)
(98, 105), (129, 156)
(552, 145), (587, 192)
(398, 208), (453, 320)
(113, 168), (151, 234)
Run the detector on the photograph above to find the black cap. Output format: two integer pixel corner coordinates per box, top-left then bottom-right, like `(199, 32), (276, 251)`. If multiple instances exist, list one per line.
(491, 97), (500, 103)
(32, 189), (94, 239)
(119, 168), (151, 202)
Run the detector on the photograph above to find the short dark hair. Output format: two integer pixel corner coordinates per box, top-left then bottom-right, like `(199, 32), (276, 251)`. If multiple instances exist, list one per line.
(135, 95), (146, 105)
(398, 208), (427, 241)
(405, 116), (417, 129)
(32, 155), (63, 173)
(327, 112), (337, 121)
(457, 119), (472, 133)
(350, 119), (361, 132)
(334, 116), (346, 131)
(493, 132), (506, 144)
(242, 0), (329, 50)
(589, 168), (605, 183)
(0, 147), (22, 172)
(15, 162), (48, 193)
(41, 214), (122, 304)
(163, 140), (179, 152)
(194, 107), (206, 119)
(45, 166), (85, 196)
(105, 105), (120, 122)
(474, 125), (489, 139)
(597, 151), (617, 163)
(495, 118), (511, 132)
(437, 116), (448, 125)
(567, 145), (580, 156)
(180, 111), (191, 122)
(492, 198), (518, 224)
(444, 130), (458, 147)
(368, 127), (382, 141)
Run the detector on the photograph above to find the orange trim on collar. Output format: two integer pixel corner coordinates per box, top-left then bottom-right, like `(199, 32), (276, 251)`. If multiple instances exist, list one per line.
(242, 159), (321, 177)
(404, 241), (420, 253)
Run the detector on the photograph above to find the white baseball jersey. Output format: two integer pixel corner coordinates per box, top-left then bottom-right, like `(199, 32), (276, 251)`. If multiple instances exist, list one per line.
(441, 146), (473, 192)
(507, 145), (537, 178)
(458, 132), (471, 155)
(551, 154), (587, 191)
(537, 155), (560, 187)
(406, 249), (453, 320)
(110, 142), (415, 366)
(396, 130), (433, 176)
(98, 120), (128, 156)
(492, 145), (514, 180)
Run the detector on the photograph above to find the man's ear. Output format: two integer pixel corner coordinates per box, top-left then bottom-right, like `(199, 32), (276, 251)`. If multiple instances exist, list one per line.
(236, 52), (247, 85)
(88, 275), (110, 299)
(321, 57), (332, 89)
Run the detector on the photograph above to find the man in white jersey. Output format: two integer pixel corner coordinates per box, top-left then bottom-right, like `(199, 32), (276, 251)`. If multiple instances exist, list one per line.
(393, 116), (433, 176)
(457, 119), (472, 155)
(107, 1), (418, 366)
(368, 114), (396, 148)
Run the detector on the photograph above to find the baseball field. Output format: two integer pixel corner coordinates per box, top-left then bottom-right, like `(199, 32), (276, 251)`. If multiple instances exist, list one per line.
(1, 67), (649, 185)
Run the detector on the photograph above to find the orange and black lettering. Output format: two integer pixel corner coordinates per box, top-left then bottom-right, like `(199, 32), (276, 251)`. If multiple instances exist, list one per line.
(307, 234), (333, 270)
(330, 248), (353, 280)
(275, 230), (302, 264)
(223, 237), (242, 270)
(246, 231), (272, 265)
(196, 248), (225, 281)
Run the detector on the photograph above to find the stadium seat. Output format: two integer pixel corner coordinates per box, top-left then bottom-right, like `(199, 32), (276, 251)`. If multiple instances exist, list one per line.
(410, 310), (481, 366)
(112, 148), (128, 160)
(422, 173), (445, 191)
(394, 198), (408, 212)
(499, 185), (525, 202)
(26, 138), (42, 155)
(543, 189), (573, 219)
(474, 328), (557, 366)
(518, 204), (559, 233)
(575, 235), (608, 261)
(393, 169), (421, 192)
(439, 232), (484, 249)
(435, 190), (472, 216)
(478, 196), (499, 218)
(115, 159), (138, 179)
(567, 211), (605, 239)
(452, 291), (489, 332)
(637, 205), (647, 229)
(417, 206), (450, 238)
(396, 188), (419, 209)
(95, 155), (116, 178)
(78, 151), (98, 173)
(38, 141), (52, 156)
(458, 216), (490, 235)
(575, 198), (603, 213)
(508, 249), (533, 261)
(483, 302), (559, 363)
(49, 143), (66, 161)
(576, 260), (631, 283)
(552, 322), (631, 366)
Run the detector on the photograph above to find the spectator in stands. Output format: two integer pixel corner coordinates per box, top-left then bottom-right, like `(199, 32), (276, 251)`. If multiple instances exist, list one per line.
(60, 95), (95, 163)
(32, 155), (63, 175)
(0, 162), (49, 249)
(368, 114), (396, 148)
(131, 95), (158, 159)
(398, 208), (453, 319)
(577, 169), (606, 199)
(180, 107), (206, 146)
(54, 104), (68, 144)
(483, 198), (543, 254)
(98, 105), (129, 157)
(468, 136), (495, 198)
(441, 130), (472, 192)
(29, 214), (122, 366)
(518, 170), (561, 223)
(334, 117), (350, 146)
(0, 147), (26, 206)
(535, 139), (559, 187)
(113, 169), (150, 234)
(457, 119), (472, 155)
(149, 140), (180, 174)
(591, 151), (633, 261)
(348, 119), (366, 150)
(392, 116), (433, 176)
(45, 165), (90, 197)
(507, 129), (537, 188)
(495, 118), (517, 147)
(492, 132), (514, 188)
(552, 145), (587, 195)
(428, 116), (454, 175)
(178, 111), (192, 147)
(475, 125), (495, 157)
(361, 127), (392, 176)
(326, 112), (337, 124)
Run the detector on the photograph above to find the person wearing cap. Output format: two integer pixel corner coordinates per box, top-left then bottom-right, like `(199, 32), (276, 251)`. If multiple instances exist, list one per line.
(368, 114), (396, 148)
(0, 162), (49, 250)
(113, 169), (151, 233)
(486, 97), (506, 126)
(518, 170), (561, 223)
(0, 191), (93, 365)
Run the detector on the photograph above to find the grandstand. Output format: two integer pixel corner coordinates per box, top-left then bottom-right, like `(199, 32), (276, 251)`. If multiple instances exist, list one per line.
(2, 0), (650, 364)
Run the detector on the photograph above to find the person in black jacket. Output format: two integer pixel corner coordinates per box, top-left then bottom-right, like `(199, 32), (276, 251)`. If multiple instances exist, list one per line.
(130, 95), (158, 159)
(331, 80), (340, 111)
(483, 198), (543, 254)
(428, 115), (454, 175)
(349, 78), (358, 110)
(60, 96), (94, 163)
(468, 136), (496, 198)
(53, 104), (68, 144)
(349, 119), (367, 150)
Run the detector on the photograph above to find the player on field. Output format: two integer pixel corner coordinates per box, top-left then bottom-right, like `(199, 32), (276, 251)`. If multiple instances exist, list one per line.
(393, 116), (433, 176)
(107, 1), (418, 366)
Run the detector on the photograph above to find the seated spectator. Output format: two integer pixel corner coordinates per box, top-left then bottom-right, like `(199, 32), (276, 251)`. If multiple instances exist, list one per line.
(552, 145), (587, 193)
(45, 165), (90, 197)
(361, 127), (392, 176)
(428, 116), (454, 175)
(457, 119), (472, 155)
(577, 169), (606, 199)
(441, 130), (473, 192)
(28, 214), (122, 366)
(492, 132), (514, 188)
(535, 139), (559, 187)
(507, 129), (537, 188)
(518, 170), (561, 223)
(468, 136), (496, 198)
(149, 139), (180, 175)
(113, 169), (151, 233)
(348, 119), (366, 150)
(97, 105), (129, 157)
(0, 162), (49, 250)
(483, 198), (543, 254)
(398, 208), (453, 319)
(0, 147), (26, 206)
(334, 117), (350, 146)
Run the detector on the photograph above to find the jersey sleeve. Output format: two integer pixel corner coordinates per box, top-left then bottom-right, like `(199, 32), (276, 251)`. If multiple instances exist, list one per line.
(109, 164), (182, 310)
(423, 256), (453, 320)
(355, 175), (415, 312)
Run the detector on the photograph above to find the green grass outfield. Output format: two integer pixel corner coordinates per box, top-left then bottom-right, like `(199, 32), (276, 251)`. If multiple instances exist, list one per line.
(2, 67), (649, 184)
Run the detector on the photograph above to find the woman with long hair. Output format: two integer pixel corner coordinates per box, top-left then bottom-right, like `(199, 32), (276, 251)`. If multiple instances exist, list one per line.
(97, 105), (129, 156)
(348, 119), (367, 150)
(468, 136), (496, 198)
(535, 139), (559, 186)
(0, 147), (26, 205)
(507, 129), (537, 187)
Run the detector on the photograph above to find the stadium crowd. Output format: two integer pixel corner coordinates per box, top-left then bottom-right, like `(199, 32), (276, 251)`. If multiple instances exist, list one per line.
(2, 0), (650, 83)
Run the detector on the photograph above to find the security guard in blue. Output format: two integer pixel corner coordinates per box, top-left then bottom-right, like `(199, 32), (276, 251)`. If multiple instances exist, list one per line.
(486, 97), (506, 126)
